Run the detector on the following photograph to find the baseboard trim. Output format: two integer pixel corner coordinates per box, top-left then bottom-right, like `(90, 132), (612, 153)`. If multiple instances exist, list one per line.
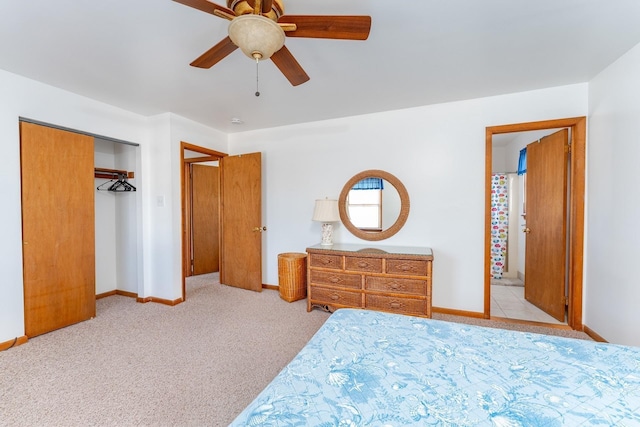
(432, 306), (485, 319)
(262, 284), (278, 291)
(98, 290), (183, 306)
(136, 296), (183, 306)
(96, 290), (139, 300)
(0, 335), (28, 351)
(583, 325), (608, 342)
(115, 290), (138, 299)
(96, 290), (117, 299)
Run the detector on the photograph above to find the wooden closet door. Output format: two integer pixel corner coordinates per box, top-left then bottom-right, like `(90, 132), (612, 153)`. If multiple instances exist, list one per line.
(192, 164), (220, 275)
(20, 122), (96, 337)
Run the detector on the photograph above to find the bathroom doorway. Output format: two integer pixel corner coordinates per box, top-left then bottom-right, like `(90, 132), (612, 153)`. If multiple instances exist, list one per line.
(485, 117), (586, 330)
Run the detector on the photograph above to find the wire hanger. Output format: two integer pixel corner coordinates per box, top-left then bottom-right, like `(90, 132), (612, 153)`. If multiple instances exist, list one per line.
(97, 172), (136, 192)
(97, 179), (116, 191)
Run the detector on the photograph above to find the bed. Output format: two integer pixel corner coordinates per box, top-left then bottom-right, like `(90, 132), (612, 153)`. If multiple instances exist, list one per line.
(230, 309), (640, 426)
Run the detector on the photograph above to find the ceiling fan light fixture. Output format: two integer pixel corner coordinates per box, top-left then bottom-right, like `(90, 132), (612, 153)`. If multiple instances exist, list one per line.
(228, 14), (285, 61)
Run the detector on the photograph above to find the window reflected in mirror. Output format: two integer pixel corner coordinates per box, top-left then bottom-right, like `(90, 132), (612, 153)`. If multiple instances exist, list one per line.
(347, 178), (402, 232)
(348, 188), (382, 231)
(348, 176), (383, 230)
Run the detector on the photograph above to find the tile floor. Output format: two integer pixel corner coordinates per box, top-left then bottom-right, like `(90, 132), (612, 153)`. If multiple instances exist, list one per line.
(491, 279), (565, 325)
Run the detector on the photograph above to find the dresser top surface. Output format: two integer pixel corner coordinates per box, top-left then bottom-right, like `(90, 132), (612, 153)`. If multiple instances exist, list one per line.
(307, 243), (433, 259)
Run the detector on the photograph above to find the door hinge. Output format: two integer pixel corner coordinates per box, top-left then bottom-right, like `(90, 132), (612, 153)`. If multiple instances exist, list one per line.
(565, 296), (569, 306)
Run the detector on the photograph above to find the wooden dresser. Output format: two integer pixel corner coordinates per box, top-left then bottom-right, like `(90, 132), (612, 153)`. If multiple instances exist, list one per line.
(306, 243), (433, 317)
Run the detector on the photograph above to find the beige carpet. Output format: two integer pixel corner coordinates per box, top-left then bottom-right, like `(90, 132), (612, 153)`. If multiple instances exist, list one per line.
(0, 273), (590, 426)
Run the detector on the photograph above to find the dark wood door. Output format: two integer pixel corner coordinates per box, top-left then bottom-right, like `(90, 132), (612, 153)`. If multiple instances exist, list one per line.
(220, 152), (263, 292)
(524, 129), (568, 322)
(191, 164), (220, 275)
(20, 122), (96, 337)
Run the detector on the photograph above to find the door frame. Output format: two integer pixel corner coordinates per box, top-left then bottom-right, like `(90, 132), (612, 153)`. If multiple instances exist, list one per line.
(181, 142), (227, 301)
(484, 117), (586, 330)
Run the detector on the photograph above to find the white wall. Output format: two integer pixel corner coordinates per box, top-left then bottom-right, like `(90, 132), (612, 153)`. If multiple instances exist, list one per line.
(229, 83), (588, 314)
(586, 42), (640, 346)
(491, 145), (509, 173)
(94, 140), (118, 294)
(0, 69), (227, 344)
(114, 142), (139, 294)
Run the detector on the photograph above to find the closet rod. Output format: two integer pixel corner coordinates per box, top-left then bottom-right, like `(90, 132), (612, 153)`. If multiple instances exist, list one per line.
(94, 167), (135, 179)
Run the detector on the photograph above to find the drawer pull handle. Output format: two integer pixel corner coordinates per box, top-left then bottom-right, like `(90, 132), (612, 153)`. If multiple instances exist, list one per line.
(330, 294), (340, 301)
(321, 259), (332, 265)
(329, 277), (340, 283)
(357, 261), (369, 268)
(389, 283), (400, 290)
(389, 301), (402, 309)
(399, 265), (412, 271)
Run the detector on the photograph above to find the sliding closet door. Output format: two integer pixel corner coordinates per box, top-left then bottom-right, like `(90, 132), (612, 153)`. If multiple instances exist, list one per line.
(20, 122), (96, 337)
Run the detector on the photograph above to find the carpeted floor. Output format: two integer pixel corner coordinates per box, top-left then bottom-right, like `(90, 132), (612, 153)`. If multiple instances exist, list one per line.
(0, 273), (590, 426)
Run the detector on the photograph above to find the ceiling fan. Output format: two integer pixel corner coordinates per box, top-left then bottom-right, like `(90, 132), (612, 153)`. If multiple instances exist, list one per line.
(173, 0), (372, 86)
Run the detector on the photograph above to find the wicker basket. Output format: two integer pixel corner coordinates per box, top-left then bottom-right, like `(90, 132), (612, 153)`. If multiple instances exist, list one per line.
(278, 252), (308, 302)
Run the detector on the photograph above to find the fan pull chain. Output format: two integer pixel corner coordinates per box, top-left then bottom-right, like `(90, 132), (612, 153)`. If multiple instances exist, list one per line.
(255, 58), (260, 97)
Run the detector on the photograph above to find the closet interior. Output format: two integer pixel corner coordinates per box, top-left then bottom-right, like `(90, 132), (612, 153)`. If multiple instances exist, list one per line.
(94, 138), (140, 297)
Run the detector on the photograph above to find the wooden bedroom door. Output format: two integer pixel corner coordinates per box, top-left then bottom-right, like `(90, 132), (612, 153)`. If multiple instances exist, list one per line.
(20, 121), (96, 337)
(524, 129), (568, 322)
(191, 163), (220, 275)
(220, 152), (263, 292)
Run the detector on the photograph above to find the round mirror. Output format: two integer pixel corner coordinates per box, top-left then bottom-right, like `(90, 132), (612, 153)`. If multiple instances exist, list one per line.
(338, 170), (410, 241)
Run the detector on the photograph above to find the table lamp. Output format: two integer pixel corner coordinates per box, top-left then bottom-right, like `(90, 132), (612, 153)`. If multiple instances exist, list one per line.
(312, 198), (339, 245)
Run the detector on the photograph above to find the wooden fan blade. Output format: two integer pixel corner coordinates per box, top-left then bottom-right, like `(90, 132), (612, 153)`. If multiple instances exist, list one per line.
(190, 36), (238, 68)
(271, 46), (310, 86)
(172, 0), (235, 18)
(278, 15), (371, 40)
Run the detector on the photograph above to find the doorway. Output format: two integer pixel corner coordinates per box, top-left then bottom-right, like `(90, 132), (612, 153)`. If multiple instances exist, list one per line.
(490, 130), (566, 324)
(485, 117), (586, 330)
(181, 145), (265, 300)
(181, 142), (227, 301)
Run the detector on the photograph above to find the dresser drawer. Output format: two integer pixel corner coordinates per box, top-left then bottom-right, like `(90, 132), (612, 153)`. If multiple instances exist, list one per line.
(309, 253), (342, 270)
(386, 259), (429, 276)
(310, 286), (362, 307)
(345, 256), (383, 273)
(365, 277), (427, 296)
(310, 270), (361, 289)
(365, 294), (427, 316)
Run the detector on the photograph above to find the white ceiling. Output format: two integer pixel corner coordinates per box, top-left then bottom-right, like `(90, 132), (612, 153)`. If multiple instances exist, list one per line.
(1, 1), (640, 134)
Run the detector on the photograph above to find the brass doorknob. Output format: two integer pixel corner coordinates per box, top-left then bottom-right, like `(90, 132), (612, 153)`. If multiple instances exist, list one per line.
(523, 227), (531, 234)
(253, 226), (267, 232)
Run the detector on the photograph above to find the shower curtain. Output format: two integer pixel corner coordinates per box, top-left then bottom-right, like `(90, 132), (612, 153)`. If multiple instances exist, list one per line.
(490, 174), (509, 279)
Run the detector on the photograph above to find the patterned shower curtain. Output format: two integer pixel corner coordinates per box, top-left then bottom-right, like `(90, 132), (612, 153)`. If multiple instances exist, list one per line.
(490, 174), (509, 279)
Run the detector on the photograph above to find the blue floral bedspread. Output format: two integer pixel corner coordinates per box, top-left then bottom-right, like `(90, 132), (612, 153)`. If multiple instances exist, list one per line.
(230, 309), (640, 426)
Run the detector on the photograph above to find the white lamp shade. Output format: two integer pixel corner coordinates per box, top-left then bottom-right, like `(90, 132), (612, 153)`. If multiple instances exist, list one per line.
(312, 199), (340, 222)
(228, 14), (285, 60)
